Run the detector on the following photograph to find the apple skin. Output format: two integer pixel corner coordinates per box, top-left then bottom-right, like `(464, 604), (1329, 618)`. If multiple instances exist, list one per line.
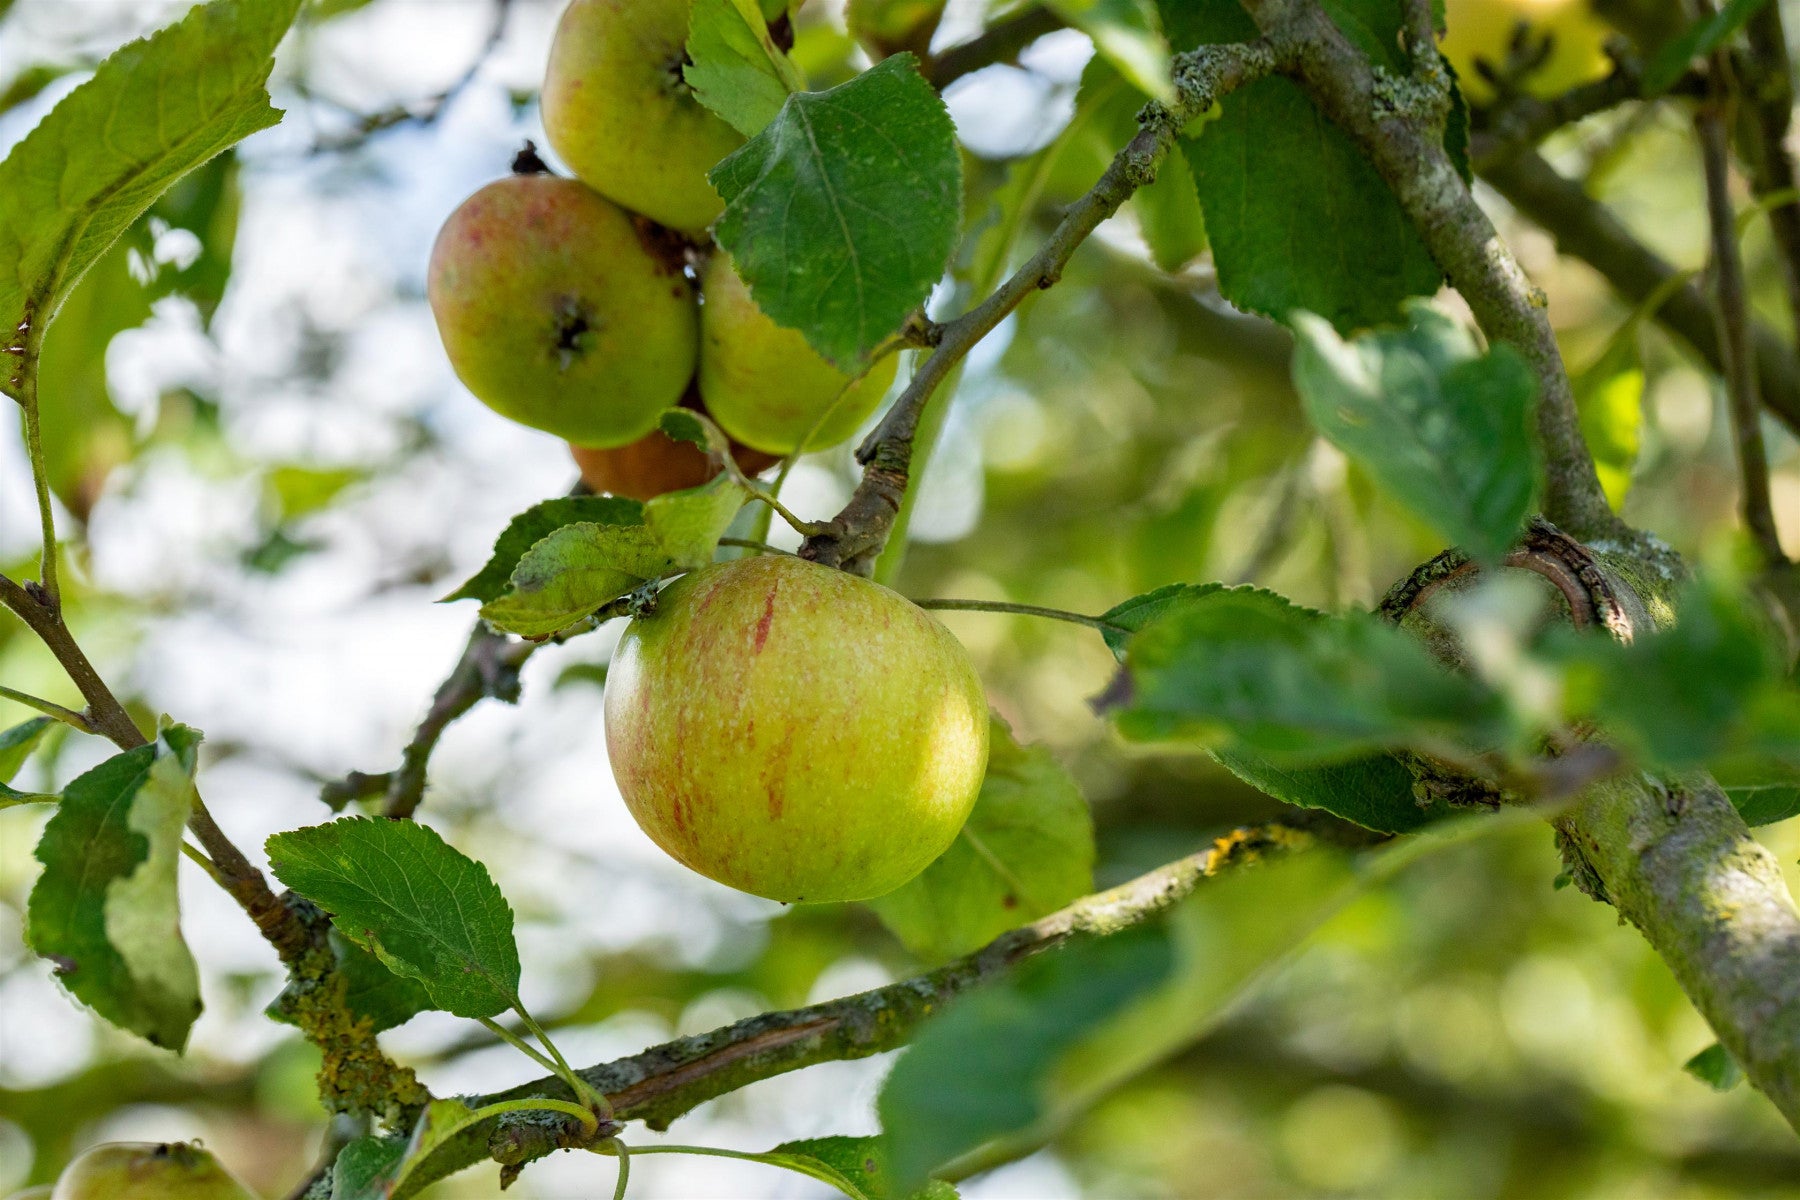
(1442, 0), (1611, 103)
(542, 0), (745, 235)
(604, 555), (989, 903)
(427, 174), (698, 448)
(699, 253), (901, 455)
(571, 425), (779, 500)
(51, 1142), (256, 1200)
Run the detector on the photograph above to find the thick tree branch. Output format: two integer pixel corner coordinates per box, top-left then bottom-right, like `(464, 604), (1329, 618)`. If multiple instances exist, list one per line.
(800, 40), (1281, 573)
(1237, 0), (1617, 539)
(386, 827), (1314, 1190)
(1479, 148), (1800, 434)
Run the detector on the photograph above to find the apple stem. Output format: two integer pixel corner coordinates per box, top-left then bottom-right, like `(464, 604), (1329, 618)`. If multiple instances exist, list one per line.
(913, 597), (1130, 634)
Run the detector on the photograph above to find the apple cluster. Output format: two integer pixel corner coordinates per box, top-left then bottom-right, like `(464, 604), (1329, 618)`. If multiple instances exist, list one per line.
(426, 0), (899, 501)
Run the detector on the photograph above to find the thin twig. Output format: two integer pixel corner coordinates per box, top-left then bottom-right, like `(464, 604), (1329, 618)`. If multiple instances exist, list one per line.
(1735, 0), (1800, 337)
(799, 40), (1282, 573)
(1480, 148), (1800, 434)
(1698, 73), (1786, 567)
(0, 683), (93, 733)
(926, 5), (1067, 89)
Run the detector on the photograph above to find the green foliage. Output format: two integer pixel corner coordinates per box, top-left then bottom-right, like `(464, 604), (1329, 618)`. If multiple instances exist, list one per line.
(1711, 756), (1800, 827)
(1571, 325), (1644, 510)
(1684, 1042), (1745, 1091)
(0, 715), (53, 783)
(1644, 0), (1769, 94)
(447, 495), (647, 604)
(711, 54), (961, 368)
(1045, 0), (1173, 102)
(1071, 58), (1205, 271)
(1165, 0), (1449, 331)
(266, 817), (521, 1019)
(870, 717), (1094, 960)
(1291, 305), (1540, 559)
(0, 0), (300, 374)
(330, 1135), (407, 1200)
(881, 850), (1363, 1193)
(38, 152), (242, 516)
(686, 0), (804, 136)
(25, 726), (204, 1050)
(1098, 581), (1226, 660)
(1106, 585), (1504, 763)
(1559, 578), (1791, 767)
(880, 924), (1175, 1193)
(766, 1136), (959, 1199)
(1212, 749), (1438, 833)
(643, 473), (752, 567)
(269, 929), (433, 1034)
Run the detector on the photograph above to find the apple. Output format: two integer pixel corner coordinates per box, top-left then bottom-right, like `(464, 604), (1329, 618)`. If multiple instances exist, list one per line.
(698, 253), (901, 455)
(571, 426), (779, 500)
(604, 555), (989, 903)
(1442, 0), (1612, 103)
(51, 1143), (255, 1200)
(428, 173), (698, 448)
(542, 0), (746, 235)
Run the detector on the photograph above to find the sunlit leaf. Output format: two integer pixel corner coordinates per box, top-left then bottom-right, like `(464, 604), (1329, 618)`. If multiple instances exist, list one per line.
(686, 0), (805, 136)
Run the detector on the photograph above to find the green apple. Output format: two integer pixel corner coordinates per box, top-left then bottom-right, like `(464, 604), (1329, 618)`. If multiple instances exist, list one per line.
(604, 555), (989, 903)
(51, 1142), (256, 1200)
(542, 0), (746, 235)
(428, 173), (698, 447)
(698, 253), (901, 455)
(1442, 0), (1612, 103)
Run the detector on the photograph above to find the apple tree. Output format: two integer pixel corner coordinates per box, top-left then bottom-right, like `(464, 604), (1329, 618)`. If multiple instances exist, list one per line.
(7, 0), (1800, 1195)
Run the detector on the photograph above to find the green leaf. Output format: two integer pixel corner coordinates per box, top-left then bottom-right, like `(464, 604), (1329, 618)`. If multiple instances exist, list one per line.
(686, 0), (806, 136)
(881, 923), (1175, 1193)
(659, 406), (716, 451)
(26, 726), (204, 1050)
(1644, 0), (1769, 94)
(1711, 756), (1800, 827)
(331, 1135), (407, 1200)
(0, 715), (53, 782)
(1045, 0), (1173, 102)
(1684, 1042), (1745, 1091)
(1167, 0), (1447, 332)
(266, 817), (521, 1019)
(1105, 585), (1504, 763)
(765, 1136), (958, 1199)
(1098, 581), (1227, 661)
(446, 495), (646, 604)
(390, 1099), (490, 1196)
(1572, 326), (1643, 510)
(269, 929), (434, 1034)
(711, 54), (962, 369)
(1135, 149), (1207, 271)
(0, 0), (301, 376)
(642, 473), (752, 568)
(870, 717), (1094, 961)
(1212, 748), (1438, 834)
(1292, 304), (1540, 559)
(38, 152), (243, 517)
(477, 522), (672, 639)
(881, 848), (1364, 1192)
(1560, 578), (1783, 766)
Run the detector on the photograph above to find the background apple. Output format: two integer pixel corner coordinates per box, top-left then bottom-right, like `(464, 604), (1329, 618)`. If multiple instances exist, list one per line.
(427, 173), (697, 448)
(604, 555), (989, 903)
(570, 424), (779, 500)
(699, 253), (901, 455)
(541, 0), (745, 235)
(50, 1143), (255, 1200)
(1442, 0), (1613, 103)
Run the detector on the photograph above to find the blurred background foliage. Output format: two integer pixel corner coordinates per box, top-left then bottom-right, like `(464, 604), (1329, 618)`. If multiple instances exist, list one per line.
(5, 0), (1800, 1196)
